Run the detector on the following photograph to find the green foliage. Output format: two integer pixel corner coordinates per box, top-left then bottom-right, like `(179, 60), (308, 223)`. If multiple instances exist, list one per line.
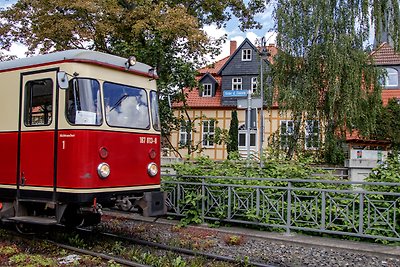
(362, 153), (400, 241)
(178, 191), (203, 226)
(323, 134), (345, 165)
(110, 241), (126, 256)
(172, 155), (325, 179)
(269, 0), (398, 159)
(171, 256), (187, 267)
(107, 260), (121, 267)
(0, 245), (19, 257)
(68, 234), (87, 248)
(164, 157), (400, 243)
(9, 253), (56, 267)
(374, 98), (400, 150)
(366, 151), (400, 186)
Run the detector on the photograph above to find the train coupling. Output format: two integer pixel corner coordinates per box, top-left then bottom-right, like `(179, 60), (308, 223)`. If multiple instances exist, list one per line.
(135, 191), (167, 217)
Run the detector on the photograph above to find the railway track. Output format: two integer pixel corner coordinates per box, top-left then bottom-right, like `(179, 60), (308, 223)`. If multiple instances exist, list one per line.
(0, 223), (274, 267)
(101, 209), (400, 267)
(2, 210), (400, 266)
(72, 227), (275, 267)
(45, 238), (151, 267)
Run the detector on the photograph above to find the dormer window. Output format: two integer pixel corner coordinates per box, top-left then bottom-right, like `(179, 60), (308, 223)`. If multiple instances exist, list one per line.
(202, 83), (212, 97)
(232, 78), (242, 90)
(380, 68), (399, 88)
(242, 49), (252, 61)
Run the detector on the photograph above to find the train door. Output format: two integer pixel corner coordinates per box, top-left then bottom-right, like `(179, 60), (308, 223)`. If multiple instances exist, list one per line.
(18, 69), (58, 200)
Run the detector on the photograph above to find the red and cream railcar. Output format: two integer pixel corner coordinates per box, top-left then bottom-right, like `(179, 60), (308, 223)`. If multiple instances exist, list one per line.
(0, 50), (166, 227)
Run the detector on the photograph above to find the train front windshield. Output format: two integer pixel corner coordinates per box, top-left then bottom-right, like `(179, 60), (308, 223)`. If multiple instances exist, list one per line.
(65, 78), (160, 130)
(104, 82), (150, 129)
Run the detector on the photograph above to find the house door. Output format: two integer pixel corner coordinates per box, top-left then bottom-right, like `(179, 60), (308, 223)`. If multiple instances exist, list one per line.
(18, 69), (58, 200)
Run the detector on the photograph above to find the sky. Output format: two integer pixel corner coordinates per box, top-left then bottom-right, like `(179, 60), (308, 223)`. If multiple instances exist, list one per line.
(0, 0), (276, 62)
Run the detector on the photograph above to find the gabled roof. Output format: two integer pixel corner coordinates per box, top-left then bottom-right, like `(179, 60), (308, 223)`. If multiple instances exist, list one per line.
(370, 43), (400, 65)
(217, 38), (265, 75)
(199, 72), (219, 84)
(173, 39), (277, 109)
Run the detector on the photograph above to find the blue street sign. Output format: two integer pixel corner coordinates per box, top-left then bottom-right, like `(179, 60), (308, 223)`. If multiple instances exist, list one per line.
(223, 90), (248, 97)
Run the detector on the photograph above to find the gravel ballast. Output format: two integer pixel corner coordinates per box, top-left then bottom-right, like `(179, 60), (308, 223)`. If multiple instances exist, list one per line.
(98, 212), (400, 267)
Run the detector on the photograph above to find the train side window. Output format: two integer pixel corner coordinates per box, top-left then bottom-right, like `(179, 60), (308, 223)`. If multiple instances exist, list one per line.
(150, 91), (161, 131)
(24, 79), (53, 126)
(65, 78), (102, 125)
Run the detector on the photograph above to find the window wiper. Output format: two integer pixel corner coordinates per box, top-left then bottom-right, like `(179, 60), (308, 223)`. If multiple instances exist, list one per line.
(110, 94), (129, 112)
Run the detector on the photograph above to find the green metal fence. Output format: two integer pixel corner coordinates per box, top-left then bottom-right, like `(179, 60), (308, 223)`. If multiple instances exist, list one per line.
(162, 175), (400, 242)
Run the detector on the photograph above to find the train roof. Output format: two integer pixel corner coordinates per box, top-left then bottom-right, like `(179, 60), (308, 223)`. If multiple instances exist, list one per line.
(0, 49), (155, 78)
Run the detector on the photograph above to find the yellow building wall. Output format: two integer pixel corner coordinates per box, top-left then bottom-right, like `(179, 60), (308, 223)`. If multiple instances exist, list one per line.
(169, 108), (287, 160)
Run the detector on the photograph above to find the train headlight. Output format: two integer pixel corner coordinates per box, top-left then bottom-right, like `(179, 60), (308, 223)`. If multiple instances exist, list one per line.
(147, 162), (158, 177)
(97, 163), (110, 179)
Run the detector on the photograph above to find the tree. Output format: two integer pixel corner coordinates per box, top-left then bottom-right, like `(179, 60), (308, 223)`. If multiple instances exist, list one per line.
(374, 98), (400, 150)
(0, 0), (268, 151)
(227, 110), (239, 158)
(270, 0), (399, 162)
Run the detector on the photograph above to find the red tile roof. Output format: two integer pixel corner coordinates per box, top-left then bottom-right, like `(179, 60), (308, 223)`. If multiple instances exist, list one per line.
(173, 85), (223, 108)
(198, 56), (229, 75)
(370, 43), (400, 65)
(173, 56), (229, 108)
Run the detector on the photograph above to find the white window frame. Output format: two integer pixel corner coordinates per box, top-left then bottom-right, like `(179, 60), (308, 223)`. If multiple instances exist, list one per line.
(381, 68), (399, 88)
(202, 83), (212, 97)
(280, 120), (294, 149)
(232, 77), (242, 90)
(238, 124), (257, 148)
(242, 49), (252, 61)
(202, 120), (215, 147)
(305, 120), (320, 150)
(179, 121), (192, 146)
(251, 77), (258, 93)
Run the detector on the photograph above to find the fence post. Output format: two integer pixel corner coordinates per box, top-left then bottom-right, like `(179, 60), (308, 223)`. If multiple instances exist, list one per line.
(286, 181), (292, 235)
(359, 192), (364, 235)
(321, 191), (326, 230)
(177, 182), (181, 215)
(201, 177), (205, 223)
(228, 186), (232, 220)
(256, 187), (260, 219)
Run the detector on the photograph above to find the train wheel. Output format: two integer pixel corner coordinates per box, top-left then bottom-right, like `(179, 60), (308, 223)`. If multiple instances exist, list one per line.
(120, 199), (133, 211)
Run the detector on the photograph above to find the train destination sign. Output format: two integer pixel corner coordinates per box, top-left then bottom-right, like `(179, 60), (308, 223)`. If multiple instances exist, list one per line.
(223, 90), (248, 97)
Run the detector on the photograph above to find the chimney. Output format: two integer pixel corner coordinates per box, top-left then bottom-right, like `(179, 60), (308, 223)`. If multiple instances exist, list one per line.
(230, 40), (237, 55)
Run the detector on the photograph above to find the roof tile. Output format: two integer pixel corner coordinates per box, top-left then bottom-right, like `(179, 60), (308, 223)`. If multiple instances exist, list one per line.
(371, 43), (400, 65)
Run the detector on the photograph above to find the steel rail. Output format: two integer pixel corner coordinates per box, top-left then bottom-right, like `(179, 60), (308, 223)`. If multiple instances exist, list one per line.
(0, 225), (150, 267)
(45, 239), (150, 267)
(76, 227), (276, 267)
